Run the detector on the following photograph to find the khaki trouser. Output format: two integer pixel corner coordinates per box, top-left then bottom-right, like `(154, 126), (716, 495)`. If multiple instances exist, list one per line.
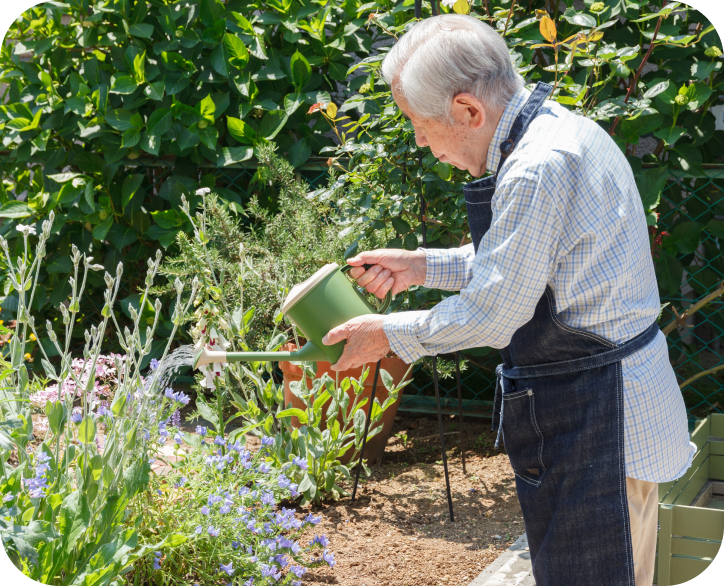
(627, 476), (659, 586)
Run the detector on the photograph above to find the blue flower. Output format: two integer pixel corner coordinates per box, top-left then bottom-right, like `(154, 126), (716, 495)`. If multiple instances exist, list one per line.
(219, 561), (234, 576)
(305, 513), (322, 525)
(292, 456), (308, 471)
(208, 525), (220, 537)
(214, 435), (227, 446)
(220, 504), (231, 514)
(174, 433), (183, 445)
(260, 491), (275, 506)
(71, 412), (83, 424)
(258, 462), (271, 474)
(196, 426), (207, 436)
(244, 579), (254, 586)
(310, 534), (330, 547)
(231, 541), (240, 549)
(200, 506), (210, 515)
(150, 358), (160, 371)
(175, 476), (187, 488)
(323, 549), (336, 568)
(277, 474), (291, 489)
(261, 436), (275, 447)
(291, 565), (306, 578)
(153, 551), (162, 570)
(195, 525), (203, 534)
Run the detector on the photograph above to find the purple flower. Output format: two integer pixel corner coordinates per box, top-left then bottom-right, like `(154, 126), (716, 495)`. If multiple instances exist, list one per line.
(174, 433), (183, 445)
(175, 476), (187, 487)
(292, 456), (308, 471)
(277, 475), (291, 489)
(291, 565), (306, 578)
(231, 540), (240, 549)
(260, 491), (275, 506)
(150, 358), (160, 371)
(239, 486), (250, 497)
(142, 429), (150, 441)
(3, 494), (13, 503)
(258, 462), (271, 474)
(244, 579), (254, 586)
(214, 435), (226, 446)
(261, 436), (275, 447)
(305, 513), (322, 525)
(219, 562), (234, 576)
(207, 525), (220, 537)
(153, 551), (162, 570)
(71, 412), (83, 424)
(196, 426), (207, 436)
(310, 534), (330, 547)
(273, 554), (288, 568)
(220, 504), (231, 514)
(323, 549), (336, 568)
(200, 506), (210, 515)
(195, 525), (203, 534)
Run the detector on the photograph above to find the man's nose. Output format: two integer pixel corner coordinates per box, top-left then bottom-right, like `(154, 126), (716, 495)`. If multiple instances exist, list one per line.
(415, 131), (428, 148)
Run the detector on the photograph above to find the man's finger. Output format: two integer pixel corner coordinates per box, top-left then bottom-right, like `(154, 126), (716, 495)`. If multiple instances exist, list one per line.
(322, 324), (349, 346)
(346, 250), (385, 267)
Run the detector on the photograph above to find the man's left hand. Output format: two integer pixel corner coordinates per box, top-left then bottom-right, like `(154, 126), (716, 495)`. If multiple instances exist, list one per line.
(322, 314), (390, 371)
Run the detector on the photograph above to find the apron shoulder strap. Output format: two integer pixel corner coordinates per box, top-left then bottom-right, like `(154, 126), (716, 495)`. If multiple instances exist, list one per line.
(495, 82), (554, 178)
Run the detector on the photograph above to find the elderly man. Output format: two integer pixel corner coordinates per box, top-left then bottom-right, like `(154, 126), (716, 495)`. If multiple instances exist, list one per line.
(321, 13), (694, 586)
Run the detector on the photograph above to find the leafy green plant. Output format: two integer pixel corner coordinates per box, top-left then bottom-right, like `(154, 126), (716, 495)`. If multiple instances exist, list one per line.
(0, 216), (200, 584)
(0, 0), (379, 331)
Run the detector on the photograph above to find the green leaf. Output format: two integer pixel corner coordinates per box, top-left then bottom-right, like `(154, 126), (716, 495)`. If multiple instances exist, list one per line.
(671, 221), (705, 255)
(276, 408), (308, 424)
(707, 219), (724, 239)
(636, 166), (668, 211)
(177, 128), (200, 150)
(147, 108), (173, 136)
(110, 75), (138, 95)
(391, 217), (411, 234)
(210, 43), (229, 77)
(653, 126), (685, 147)
(78, 416), (96, 444)
(133, 51), (146, 84)
(259, 110), (288, 140)
(685, 82), (713, 110)
(122, 127), (141, 148)
(129, 23), (154, 38)
(161, 52), (196, 75)
(106, 109), (139, 131)
(290, 50), (311, 91)
(198, 95), (216, 120)
(564, 13), (596, 27)
(0, 201), (32, 218)
(93, 216), (113, 241)
(223, 33), (249, 69)
(227, 117), (257, 144)
(643, 80), (670, 100)
(195, 394), (220, 430)
(283, 92), (304, 116)
(145, 80), (165, 101)
(288, 137), (311, 168)
(655, 252), (683, 296)
(107, 223), (138, 250)
(122, 174), (144, 210)
(217, 147), (254, 166)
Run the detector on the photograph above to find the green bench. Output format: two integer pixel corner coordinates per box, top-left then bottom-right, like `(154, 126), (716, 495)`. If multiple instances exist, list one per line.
(655, 414), (724, 585)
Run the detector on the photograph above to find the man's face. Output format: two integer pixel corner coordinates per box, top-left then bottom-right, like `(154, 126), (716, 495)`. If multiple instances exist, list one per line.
(392, 85), (490, 177)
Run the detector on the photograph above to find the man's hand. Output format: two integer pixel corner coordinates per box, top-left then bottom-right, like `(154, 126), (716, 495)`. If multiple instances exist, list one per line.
(322, 314), (390, 371)
(347, 249), (427, 299)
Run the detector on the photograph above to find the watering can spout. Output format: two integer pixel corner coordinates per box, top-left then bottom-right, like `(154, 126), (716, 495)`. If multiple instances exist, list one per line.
(193, 341), (328, 369)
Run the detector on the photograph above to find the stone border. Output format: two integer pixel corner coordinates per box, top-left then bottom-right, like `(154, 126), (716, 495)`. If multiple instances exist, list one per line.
(468, 533), (534, 586)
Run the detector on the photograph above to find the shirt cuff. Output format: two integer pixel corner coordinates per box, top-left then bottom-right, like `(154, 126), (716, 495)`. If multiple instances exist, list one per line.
(383, 311), (430, 364)
(421, 246), (474, 290)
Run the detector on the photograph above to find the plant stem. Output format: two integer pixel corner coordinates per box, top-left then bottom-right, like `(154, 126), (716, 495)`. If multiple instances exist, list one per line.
(662, 280), (724, 336)
(679, 364), (724, 391)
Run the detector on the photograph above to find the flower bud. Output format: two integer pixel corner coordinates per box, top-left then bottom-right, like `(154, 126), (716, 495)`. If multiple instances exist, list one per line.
(116, 262), (124, 278)
(705, 46), (723, 58)
(675, 94), (689, 106)
(104, 272), (114, 288)
(590, 2), (605, 13)
(174, 277), (183, 295)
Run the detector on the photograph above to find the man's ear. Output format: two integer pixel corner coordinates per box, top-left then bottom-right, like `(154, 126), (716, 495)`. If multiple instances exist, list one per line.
(451, 93), (486, 129)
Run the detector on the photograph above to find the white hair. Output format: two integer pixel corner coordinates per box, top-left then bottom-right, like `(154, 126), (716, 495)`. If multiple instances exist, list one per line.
(381, 14), (524, 122)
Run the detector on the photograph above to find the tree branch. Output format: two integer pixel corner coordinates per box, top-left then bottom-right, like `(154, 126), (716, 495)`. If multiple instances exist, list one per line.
(662, 280), (724, 336)
(679, 364), (724, 391)
(609, 3), (667, 136)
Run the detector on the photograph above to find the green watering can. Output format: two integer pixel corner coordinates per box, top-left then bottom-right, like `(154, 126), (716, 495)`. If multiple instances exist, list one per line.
(194, 263), (391, 369)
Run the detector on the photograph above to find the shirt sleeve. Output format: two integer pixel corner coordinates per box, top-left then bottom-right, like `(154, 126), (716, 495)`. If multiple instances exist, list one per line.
(421, 244), (475, 291)
(384, 174), (561, 364)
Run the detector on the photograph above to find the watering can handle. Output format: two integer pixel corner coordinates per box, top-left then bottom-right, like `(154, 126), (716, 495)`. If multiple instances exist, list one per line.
(340, 263), (392, 314)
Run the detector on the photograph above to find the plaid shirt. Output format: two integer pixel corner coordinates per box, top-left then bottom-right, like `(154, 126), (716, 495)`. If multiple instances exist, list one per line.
(383, 88), (695, 483)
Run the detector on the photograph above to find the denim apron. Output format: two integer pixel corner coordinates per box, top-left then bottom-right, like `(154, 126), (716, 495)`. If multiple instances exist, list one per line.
(463, 82), (659, 585)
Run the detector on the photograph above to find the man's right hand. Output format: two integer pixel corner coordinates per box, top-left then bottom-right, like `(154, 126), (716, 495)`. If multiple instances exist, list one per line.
(346, 249), (427, 299)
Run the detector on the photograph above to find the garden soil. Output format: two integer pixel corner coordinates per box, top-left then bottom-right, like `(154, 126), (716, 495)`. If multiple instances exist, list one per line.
(291, 413), (523, 586)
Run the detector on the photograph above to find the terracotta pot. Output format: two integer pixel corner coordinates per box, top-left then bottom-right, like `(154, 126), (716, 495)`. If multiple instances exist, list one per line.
(278, 343), (411, 465)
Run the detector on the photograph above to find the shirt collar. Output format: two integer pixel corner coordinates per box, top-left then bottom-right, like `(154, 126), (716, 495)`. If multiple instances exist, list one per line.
(485, 87), (531, 174)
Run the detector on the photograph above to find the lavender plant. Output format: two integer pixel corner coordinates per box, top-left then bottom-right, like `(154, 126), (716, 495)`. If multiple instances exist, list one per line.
(130, 431), (335, 585)
(0, 213), (201, 585)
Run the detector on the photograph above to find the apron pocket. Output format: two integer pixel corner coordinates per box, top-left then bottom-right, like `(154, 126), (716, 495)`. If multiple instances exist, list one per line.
(501, 387), (547, 487)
